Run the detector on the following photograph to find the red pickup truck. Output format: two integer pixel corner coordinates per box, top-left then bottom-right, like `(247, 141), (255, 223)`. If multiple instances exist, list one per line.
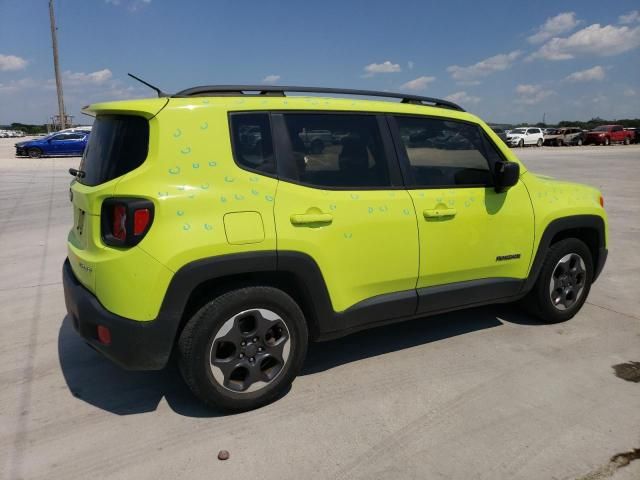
(584, 125), (634, 145)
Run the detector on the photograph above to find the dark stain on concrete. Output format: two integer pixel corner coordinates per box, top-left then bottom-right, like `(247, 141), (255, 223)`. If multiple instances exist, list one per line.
(612, 361), (640, 383)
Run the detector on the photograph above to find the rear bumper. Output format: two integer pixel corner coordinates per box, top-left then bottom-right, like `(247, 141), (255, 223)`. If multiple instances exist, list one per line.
(62, 259), (175, 370)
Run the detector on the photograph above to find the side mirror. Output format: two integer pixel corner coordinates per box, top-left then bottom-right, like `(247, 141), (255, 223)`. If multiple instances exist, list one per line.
(494, 161), (519, 193)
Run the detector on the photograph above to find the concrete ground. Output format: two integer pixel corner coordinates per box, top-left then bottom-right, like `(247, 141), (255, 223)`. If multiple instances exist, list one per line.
(1, 138), (639, 480)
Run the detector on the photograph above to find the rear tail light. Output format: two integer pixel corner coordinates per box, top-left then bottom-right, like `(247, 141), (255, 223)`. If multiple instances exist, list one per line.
(102, 198), (154, 247)
(97, 325), (112, 345)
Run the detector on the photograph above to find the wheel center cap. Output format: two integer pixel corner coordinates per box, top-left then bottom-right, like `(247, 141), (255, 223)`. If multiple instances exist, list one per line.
(245, 344), (258, 357)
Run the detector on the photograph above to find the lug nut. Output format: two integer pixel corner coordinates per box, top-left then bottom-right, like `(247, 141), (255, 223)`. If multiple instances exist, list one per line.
(258, 347), (264, 352)
(252, 337), (258, 342)
(239, 353), (244, 359)
(249, 357), (255, 363)
(241, 341), (246, 346)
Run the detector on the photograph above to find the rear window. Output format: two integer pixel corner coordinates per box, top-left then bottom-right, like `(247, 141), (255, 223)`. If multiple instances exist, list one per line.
(78, 115), (149, 186)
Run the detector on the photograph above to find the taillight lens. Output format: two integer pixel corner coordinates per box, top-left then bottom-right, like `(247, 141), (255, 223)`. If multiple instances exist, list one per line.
(102, 198), (154, 247)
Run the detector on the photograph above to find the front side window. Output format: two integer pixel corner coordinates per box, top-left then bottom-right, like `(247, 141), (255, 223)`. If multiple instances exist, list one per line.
(280, 113), (390, 188)
(395, 116), (493, 187)
(230, 113), (275, 175)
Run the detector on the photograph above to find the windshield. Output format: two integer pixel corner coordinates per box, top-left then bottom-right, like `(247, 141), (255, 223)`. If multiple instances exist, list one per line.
(511, 128), (526, 134)
(592, 126), (609, 132)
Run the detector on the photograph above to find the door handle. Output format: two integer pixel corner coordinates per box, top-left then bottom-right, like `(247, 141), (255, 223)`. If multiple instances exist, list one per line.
(290, 213), (333, 226)
(423, 208), (457, 219)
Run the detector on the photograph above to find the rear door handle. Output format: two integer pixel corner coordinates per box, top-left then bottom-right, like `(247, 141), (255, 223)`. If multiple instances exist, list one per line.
(423, 208), (457, 219)
(290, 213), (333, 225)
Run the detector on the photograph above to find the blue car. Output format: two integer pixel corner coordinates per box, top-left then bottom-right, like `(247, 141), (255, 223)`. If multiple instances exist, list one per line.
(15, 131), (89, 158)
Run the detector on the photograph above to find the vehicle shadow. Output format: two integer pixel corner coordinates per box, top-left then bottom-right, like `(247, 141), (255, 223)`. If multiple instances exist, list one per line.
(58, 305), (541, 417)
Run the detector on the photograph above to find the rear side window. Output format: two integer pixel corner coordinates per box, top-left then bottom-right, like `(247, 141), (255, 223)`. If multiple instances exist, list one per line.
(78, 115), (149, 186)
(230, 113), (275, 175)
(280, 113), (390, 188)
(395, 116), (493, 187)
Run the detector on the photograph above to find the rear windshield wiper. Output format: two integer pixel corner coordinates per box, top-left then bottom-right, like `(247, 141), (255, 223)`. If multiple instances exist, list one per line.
(69, 168), (86, 178)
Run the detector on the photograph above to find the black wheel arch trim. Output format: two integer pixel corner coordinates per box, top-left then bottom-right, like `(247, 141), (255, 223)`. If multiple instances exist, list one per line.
(524, 214), (607, 292)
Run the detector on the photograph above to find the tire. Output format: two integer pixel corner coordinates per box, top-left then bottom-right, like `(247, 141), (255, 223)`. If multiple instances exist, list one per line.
(577, 138), (583, 146)
(521, 238), (593, 324)
(518, 139), (524, 148)
(178, 286), (308, 411)
(624, 137), (630, 145)
(28, 148), (42, 158)
(604, 137), (610, 146)
(555, 139), (562, 147)
(537, 138), (543, 147)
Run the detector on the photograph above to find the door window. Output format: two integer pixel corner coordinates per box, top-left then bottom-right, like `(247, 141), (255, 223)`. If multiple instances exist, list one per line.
(229, 113), (275, 175)
(279, 114), (391, 188)
(394, 116), (494, 187)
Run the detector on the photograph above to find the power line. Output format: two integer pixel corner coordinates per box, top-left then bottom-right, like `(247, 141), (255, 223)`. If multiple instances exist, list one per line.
(49, 0), (67, 130)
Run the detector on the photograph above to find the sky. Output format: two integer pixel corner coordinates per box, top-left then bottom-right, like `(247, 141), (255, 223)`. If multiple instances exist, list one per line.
(0, 0), (639, 125)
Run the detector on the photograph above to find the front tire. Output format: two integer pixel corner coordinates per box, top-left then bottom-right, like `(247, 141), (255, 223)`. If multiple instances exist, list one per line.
(624, 137), (630, 145)
(28, 148), (42, 158)
(521, 238), (593, 323)
(518, 139), (524, 148)
(604, 137), (610, 146)
(537, 138), (543, 147)
(178, 287), (308, 411)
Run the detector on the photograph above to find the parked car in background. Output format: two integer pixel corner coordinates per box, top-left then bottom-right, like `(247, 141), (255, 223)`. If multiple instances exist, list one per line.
(544, 127), (585, 146)
(624, 128), (637, 144)
(584, 125), (634, 146)
(1, 129), (25, 138)
(506, 127), (544, 147)
(15, 131), (89, 158)
(491, 127), (508, 143)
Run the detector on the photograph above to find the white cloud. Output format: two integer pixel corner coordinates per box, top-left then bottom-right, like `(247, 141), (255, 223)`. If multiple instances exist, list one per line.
(444, 91), (480, 105)
(400, 76), (435, 91)
(528, 23), (640, 60)
(619, 10), (640, 25)
(105, 0), (151, 11)
(63, 69), (113, 86)
(447, 50), (521, 83)
(0, 54), (28, 72)
(262, 75), (280, 84)
(363, 61), (401, 77)
(515, 84), (555, 104)
(528, 12), (580, 44)
(0, 78), (37, 94)
(565, 65), (606, 82)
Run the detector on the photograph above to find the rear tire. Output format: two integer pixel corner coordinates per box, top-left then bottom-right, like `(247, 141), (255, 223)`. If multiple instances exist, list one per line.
(604, 137), (610, 146)
(521, 238), (593, 324)
(28, 148), (42, 158)
(537, 138), (543, 147)
(577, 138), (583, 146)
(518, 139), (524, 148)
(624, 137), (630, 145)
(178, 286), (308, 411)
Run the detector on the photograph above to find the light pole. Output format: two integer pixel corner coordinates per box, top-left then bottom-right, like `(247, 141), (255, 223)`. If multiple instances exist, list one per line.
(49, 0), (66, 130)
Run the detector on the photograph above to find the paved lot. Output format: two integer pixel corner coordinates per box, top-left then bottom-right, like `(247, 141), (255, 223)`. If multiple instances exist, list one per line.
(1, 138), (639, 480)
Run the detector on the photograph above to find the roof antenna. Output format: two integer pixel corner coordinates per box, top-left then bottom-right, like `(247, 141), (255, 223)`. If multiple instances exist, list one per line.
(127, 73), (168, 97)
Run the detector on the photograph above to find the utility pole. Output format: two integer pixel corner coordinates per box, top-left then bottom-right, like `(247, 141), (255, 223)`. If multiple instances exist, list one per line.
(49, 0), (66, 130)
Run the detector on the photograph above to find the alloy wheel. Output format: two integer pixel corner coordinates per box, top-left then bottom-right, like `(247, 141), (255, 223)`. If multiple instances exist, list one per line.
(549, 253), (586, 311)
(209, 308), (291, 393)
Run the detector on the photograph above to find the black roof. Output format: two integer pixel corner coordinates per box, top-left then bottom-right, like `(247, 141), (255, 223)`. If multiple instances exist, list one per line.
(172, 85), (465, 112)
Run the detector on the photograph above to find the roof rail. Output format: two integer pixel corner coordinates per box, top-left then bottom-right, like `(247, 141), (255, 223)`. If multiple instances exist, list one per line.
(172, 85), (465, 112)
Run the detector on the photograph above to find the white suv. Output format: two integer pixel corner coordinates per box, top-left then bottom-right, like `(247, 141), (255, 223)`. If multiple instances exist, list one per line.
(506, 127), (544, 147)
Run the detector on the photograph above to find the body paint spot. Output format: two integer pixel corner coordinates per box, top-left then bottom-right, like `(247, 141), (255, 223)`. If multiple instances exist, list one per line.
(251, 189), (259, 196)
(368, 207), (374, 214)
(188, 194), (195, 199)
(176, 185), (186, 191)
(402, 208), (410, 215)
(208, 161), (217, 167)
(158, 192), (169, 198)
(249, 176), (259, 183)
(183, 224), (191, 231)
(343, 232), (353, 239)
(200, 122), (208, 130)
(234, 194), (245, 200)
(202, 99), (209, 104)
(204, 223), (213, 231)
(329, 204), (337, 211)
(192, 162), (200, 169)
(201, 184), (209, 190)
(350, 193), (359, 200)
(168, 166), (181, 175)
(465, 200), (471, 207)
(224, 176), (235, 183)
(220, 196), (227, 203)
(265, 195), (274, 202)
(180, 146), (191, 155)
(173, 129), (182, 138)
(378, 206), (388, 212)
(177, 210), (184, 216)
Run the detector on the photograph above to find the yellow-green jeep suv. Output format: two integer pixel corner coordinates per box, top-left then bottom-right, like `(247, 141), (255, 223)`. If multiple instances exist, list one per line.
(62, 85), (608, 410)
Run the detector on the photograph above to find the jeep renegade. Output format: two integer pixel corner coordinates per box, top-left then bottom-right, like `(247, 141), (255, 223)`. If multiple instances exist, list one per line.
(63, 85), (608, 411)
